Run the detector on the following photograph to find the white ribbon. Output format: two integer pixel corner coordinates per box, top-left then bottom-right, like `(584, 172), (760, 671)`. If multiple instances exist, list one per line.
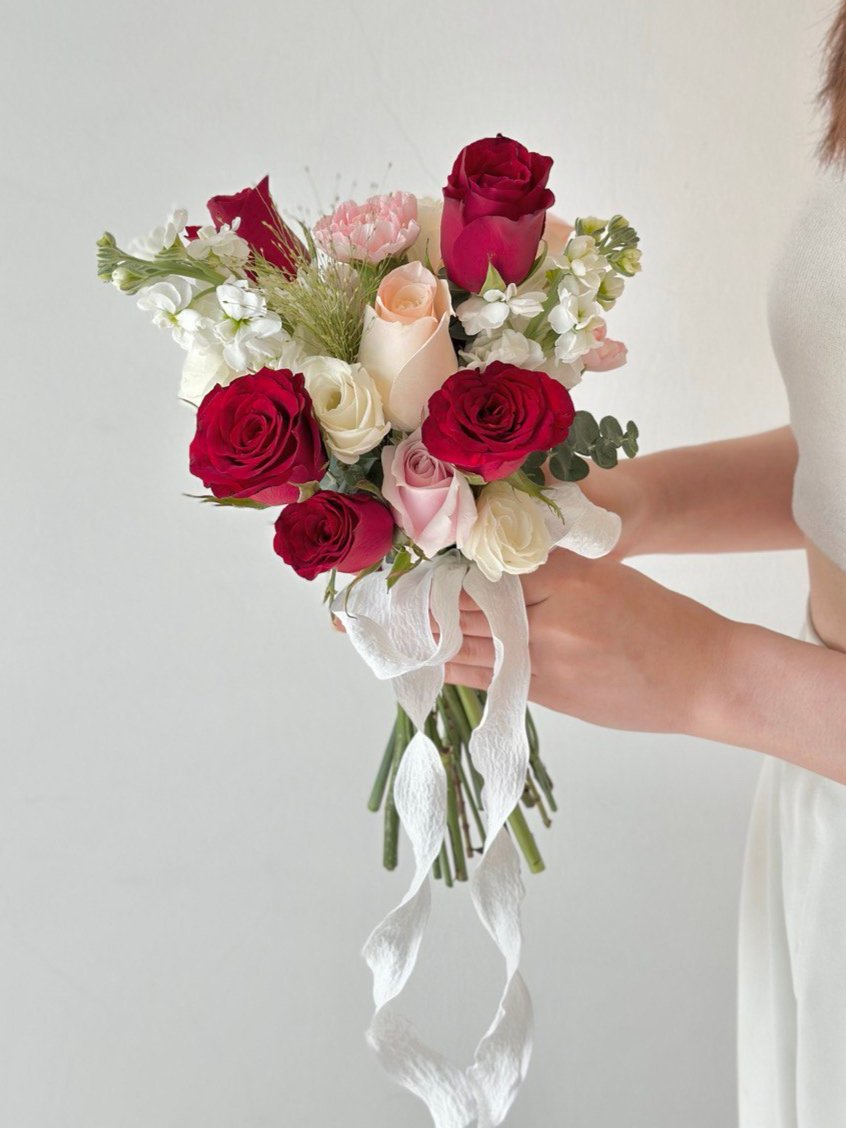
(333, 486), (620, 1126)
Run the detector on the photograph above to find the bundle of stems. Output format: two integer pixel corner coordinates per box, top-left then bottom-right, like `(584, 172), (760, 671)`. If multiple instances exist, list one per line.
(367, 685), (556, 885)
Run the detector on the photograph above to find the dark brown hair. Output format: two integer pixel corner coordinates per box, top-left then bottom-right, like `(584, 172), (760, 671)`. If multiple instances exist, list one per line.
(820, 2), (846, 165)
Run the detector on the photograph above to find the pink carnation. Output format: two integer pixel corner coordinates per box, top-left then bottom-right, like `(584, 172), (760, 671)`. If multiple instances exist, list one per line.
(313, 192), (420, 264)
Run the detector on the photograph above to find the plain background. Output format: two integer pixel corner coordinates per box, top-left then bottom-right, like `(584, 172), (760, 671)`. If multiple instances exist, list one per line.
(0, 1), (836, 1124)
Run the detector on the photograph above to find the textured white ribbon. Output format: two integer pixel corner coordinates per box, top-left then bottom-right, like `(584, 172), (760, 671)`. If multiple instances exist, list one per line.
(333, 484), (621, 1126)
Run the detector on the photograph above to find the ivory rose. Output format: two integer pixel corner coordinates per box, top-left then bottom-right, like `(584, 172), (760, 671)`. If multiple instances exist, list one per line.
(405, 196), (443, 272)
(300, 356), (390, 464)
(357, 261), (458, 430)
(461, 481), (555, 582)
(381, 432), (476, 558)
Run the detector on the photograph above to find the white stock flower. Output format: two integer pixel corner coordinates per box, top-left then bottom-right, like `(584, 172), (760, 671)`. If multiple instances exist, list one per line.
(136, 277), (202, 347)
(301, 356), (390, 464)
(177, 284), (304, 406)
(555, 234), (606, 294)
(460, 482), (555, 583)
(128, 208), (188, 259)
(185, 222), (250, 274)
(461, 328), (584, 390)
(597, 271), (624, 309)
(456, 283), (545, 337)
(462, 328), (546, 371)
(549, 279), (605, 364)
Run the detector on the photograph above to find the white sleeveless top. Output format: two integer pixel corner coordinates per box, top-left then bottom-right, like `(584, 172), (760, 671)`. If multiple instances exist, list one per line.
(768, 165), (846, 570)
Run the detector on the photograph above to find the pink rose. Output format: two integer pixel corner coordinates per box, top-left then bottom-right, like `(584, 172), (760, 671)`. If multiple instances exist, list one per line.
(542, 213), (574, 259)
(584, 323), (628, 372)
(357, 261), (458, 430)
(313, 192), (420, 264)
(381, 433), (476, 558)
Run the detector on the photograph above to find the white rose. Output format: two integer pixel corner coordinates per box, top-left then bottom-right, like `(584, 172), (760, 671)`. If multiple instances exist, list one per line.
(301, 356), (390, 464)
(461, 482), (554, 582)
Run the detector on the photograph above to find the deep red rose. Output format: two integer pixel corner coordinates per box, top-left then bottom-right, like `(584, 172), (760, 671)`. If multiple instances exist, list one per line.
(440, 135), (555, 293)
(207, 175), (305, 278)
(273, 491), (395, 580)
(421, 361), (574, 481)
(189, 368), (326, 505)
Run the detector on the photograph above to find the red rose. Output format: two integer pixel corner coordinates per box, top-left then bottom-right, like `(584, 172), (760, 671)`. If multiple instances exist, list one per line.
(189, 368), (326, 505)
(421, 361), (574, 481)
(273, 491), (395, 580)
(440, 135), (555, 293)
(207, 175), (305, 278)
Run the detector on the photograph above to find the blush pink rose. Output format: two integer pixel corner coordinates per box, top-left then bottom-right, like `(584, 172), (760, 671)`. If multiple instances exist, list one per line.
(381, 432), (476, 558)
(313, 192), (420, 264)
(358, 261), (458, 430)
(584, 323), (628, 371)
(542, 212), (574, 259)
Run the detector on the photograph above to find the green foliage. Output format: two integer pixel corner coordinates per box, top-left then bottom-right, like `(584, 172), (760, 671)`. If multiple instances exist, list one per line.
(184, 493), (268, 509)
(547, 410), (640, 480)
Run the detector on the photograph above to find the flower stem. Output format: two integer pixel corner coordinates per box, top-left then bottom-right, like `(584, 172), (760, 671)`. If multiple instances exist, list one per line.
(382, 708), (410, 871)
(368, 714), (399, 812)
(507, 806), (545, 874)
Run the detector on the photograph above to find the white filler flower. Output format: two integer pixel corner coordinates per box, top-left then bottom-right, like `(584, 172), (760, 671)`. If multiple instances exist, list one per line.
(301, 356), (390, 464)
(128, 208), (188, 259)
(460, 481), (554, 582)
(456, 283), (545, 337)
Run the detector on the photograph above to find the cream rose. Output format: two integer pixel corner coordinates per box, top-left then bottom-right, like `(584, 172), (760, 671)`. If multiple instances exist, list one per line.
(461, 482), (555, 582)
(381, 432), (476, 558)
(300, 356), (390, 465)
(357, 261), (458, 431)
(405, 196), (443, 272)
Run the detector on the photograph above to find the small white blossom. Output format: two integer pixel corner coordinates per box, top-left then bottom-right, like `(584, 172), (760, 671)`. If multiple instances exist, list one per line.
(555, 234), (606, 295)
(597, 271), (624, 309)
(462, 328), (546, 371)
(461, 328), (583, 391)
(137, 277), (202, 347)
(185, 221), (250, 274)
(456, 283), (546, 337)
(128, 208), (188, 259)
(549, 281), (605, 364)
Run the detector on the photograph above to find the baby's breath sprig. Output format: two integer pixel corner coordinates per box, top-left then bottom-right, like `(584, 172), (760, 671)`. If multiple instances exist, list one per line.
(254, 231), (403, 363)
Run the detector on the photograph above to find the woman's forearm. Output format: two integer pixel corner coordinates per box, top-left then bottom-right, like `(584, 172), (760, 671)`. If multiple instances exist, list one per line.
(583, 426), (803, 557)
(698, 619), (846, 784)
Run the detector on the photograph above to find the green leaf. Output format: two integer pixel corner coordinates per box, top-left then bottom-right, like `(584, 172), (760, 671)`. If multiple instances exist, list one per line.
(480, 260), (507, 294)
(386, 547), (417, 589)
(599, 416), (624, 442)
(568, 411), (600, 454)
(184, 493), (268, 509)
(591, 439), (618, 470)
(548, 448), (589, 482)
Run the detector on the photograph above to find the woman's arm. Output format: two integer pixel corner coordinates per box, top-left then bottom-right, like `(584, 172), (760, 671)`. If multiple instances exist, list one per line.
(584, 426), (803, 557)
(446, 550), (846, 785)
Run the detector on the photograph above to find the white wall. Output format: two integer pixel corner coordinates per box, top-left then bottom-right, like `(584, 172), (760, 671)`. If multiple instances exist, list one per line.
(0, 1), (834, 1124)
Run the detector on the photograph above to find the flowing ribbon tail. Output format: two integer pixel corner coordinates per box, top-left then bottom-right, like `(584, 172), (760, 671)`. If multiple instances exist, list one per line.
(333, 557), (535, 1127)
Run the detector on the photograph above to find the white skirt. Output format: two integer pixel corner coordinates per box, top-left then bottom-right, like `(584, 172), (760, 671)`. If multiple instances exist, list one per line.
(738, 611), (846, 1127)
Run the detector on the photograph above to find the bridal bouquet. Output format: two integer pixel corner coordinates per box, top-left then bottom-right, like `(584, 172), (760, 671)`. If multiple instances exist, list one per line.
(97, 134), (641, 1126)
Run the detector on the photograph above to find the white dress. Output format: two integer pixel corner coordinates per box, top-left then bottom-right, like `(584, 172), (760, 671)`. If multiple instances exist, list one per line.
(737, 166), (846, 1127)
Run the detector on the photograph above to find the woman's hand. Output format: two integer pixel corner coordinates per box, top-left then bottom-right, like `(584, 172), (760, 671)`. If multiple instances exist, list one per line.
(445, 548), (734, 735)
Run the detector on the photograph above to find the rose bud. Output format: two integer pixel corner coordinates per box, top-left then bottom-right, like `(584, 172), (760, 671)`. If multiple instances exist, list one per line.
(207, 175), (305, 278)
(189, 368), (326, 506)
(421, 361), (575, 481)
(273, 491), (395, 580)
(440, 135), (555, 293)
